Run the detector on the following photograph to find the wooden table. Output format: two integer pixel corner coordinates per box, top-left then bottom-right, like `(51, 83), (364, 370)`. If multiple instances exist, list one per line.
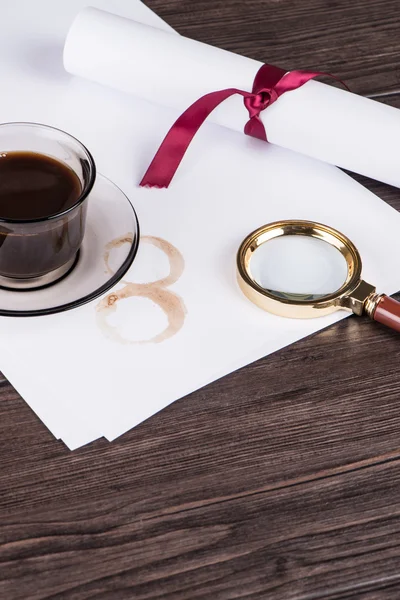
(2, 1), (400, 598)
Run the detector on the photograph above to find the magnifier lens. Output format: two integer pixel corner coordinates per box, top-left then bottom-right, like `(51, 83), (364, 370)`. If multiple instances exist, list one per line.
(250, 235), (349, 302)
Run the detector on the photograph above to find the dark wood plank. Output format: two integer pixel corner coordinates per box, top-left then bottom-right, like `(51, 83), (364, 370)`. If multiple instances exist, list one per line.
(3, 1), (400, 599)
(3, 456), (400, 599)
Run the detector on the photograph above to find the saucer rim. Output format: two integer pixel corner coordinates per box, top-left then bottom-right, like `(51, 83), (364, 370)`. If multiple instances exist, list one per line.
(0, 174), (140, 317)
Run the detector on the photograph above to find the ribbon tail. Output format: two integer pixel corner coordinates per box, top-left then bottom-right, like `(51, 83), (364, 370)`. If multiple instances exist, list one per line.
(244, 116), (268, 141)
(140, 88), (244, 188)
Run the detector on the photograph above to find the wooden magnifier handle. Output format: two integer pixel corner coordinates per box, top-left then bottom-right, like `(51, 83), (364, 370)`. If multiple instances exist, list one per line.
(371, 295), (400, 333)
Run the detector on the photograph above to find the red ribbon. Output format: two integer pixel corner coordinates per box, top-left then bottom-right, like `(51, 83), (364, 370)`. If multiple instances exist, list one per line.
(140, 64), (346, 188)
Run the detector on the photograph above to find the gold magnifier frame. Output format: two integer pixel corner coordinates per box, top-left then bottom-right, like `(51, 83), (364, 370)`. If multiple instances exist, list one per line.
(237, 220), (385, 320)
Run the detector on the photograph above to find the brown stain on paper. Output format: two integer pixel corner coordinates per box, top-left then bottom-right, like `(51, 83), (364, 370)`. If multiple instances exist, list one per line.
(96, 235), (186, 344)
(103, 233), (135, 277)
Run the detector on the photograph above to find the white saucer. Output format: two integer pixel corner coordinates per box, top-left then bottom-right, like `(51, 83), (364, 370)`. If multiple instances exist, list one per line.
(0, 174), (139, 316)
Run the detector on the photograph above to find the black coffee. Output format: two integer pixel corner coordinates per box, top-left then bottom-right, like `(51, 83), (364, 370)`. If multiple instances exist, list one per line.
(0, 151), (82, 219)
(0, 152), (87, 280)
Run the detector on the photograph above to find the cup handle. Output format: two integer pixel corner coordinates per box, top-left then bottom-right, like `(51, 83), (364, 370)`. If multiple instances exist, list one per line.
(372, 295), (400, 333)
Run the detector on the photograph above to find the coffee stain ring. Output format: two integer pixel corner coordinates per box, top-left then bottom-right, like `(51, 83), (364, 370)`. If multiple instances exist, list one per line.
(97, 235), (186, 344)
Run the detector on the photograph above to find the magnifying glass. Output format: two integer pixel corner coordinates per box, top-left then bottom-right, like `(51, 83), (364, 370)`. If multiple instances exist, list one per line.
(237, 220), (400, 332)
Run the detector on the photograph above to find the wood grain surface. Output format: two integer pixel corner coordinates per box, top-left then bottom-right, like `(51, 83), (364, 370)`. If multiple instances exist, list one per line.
(2, 1), (400, 598)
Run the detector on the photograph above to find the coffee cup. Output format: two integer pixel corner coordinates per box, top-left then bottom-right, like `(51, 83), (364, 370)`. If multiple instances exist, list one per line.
(0, 122), (96, 290)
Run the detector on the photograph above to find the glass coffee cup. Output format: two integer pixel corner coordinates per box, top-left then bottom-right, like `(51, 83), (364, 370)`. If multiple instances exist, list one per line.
(0, 122), (96, 290)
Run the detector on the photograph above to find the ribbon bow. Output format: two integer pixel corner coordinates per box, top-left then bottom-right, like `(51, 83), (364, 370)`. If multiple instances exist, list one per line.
(140, 64), (345, 188)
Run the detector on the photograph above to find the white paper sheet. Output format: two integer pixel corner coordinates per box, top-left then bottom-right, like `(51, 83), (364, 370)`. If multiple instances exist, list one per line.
(64, 7), (400, 189)
(1, 1), (400, 448)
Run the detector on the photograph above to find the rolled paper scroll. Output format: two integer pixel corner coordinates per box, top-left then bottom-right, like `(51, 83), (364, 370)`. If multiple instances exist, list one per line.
(64, 7), (400, 187)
